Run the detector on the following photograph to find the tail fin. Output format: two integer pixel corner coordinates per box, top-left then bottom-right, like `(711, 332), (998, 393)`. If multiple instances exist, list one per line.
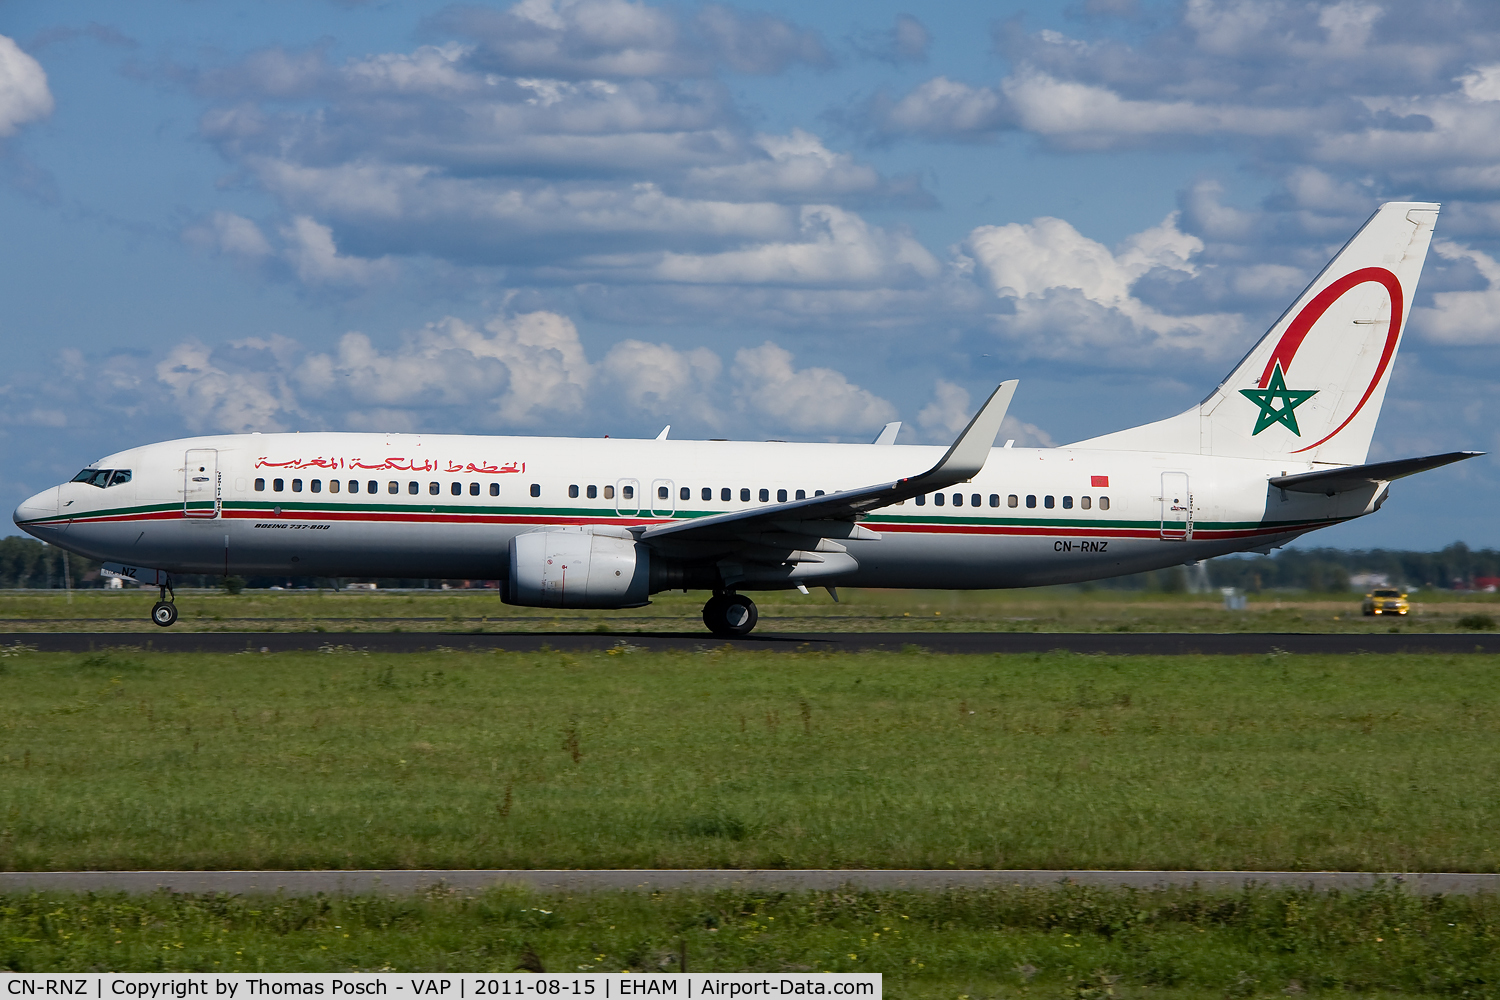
(1071, 201), (1439, 465)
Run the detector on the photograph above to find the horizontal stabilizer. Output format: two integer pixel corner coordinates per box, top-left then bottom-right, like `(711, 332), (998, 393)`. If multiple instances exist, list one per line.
(1269, 451), (1483, 495)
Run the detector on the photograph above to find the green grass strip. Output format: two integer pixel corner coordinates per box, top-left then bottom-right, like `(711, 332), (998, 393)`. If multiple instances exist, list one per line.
(2, 883), (1499, 995)
(3, 648), (1500, 872)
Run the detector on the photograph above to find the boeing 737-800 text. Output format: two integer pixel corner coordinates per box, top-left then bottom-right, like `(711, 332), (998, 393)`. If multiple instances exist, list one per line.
(12, 202), (1481, 634)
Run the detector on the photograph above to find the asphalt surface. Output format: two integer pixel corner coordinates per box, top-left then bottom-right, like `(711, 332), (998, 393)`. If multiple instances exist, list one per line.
(2, 630), (1498, 654)
(1, 869), (1494, 895)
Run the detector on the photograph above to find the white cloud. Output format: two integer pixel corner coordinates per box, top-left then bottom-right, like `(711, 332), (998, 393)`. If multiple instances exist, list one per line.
(184, 211), (274, 260)
(732, 342), (895, 435)
(850, 13), (930, 66)
(299, 311), (592, 426)
(1412, 239), (1500, 345)
(279, 216), (398, 287)
(916, 379), (971, 436)
(0, 35), (54, 137)
(435, 0), (830, 80)
(650, 205), (940, 286)
(598, 339), (722, 425)
(155, 338), (305, 434)
(964, 212), (1242, 363)
(915, 379), (1054, 446)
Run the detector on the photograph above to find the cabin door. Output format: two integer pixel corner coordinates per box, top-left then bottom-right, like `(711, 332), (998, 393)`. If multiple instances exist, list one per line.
(184, 449), (220, 519)
(1159, 471), (1191, 540)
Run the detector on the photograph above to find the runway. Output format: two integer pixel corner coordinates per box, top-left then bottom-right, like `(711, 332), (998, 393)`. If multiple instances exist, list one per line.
(1, 869), (1494, 895)
(3, 630), (1498, 654)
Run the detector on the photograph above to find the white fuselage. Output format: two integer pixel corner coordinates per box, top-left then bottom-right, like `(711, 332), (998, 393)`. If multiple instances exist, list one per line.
(14, 431), (1379, 591)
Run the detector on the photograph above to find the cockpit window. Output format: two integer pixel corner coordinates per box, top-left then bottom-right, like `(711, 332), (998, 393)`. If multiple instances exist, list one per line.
(70, 469), (131, 488)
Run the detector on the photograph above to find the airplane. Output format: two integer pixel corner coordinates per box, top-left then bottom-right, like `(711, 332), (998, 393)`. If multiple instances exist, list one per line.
(12, 201), (1482, 635)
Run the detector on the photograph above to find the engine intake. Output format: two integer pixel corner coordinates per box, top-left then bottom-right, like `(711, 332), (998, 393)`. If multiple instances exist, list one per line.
(505, 527), (650, 608)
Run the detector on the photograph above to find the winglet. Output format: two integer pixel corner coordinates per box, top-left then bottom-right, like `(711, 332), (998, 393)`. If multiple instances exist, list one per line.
(872, 421), (901, 445)
(655, 425), (670, 440)
(912, 380), (1017, 485)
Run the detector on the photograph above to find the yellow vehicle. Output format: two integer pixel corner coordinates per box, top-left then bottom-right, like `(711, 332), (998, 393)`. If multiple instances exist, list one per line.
(1362, 588), (1410, 616)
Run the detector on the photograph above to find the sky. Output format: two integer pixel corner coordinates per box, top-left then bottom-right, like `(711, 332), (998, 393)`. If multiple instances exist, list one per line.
(2, 0), (1499, 550)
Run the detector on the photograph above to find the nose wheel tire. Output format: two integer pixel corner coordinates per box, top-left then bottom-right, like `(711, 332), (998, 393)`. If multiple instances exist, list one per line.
(151, 601), (178, 627)
(703, 593), (758, 636)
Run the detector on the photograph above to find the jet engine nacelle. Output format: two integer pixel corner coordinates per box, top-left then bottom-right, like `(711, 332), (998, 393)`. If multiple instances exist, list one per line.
(505, 526), (651, 608)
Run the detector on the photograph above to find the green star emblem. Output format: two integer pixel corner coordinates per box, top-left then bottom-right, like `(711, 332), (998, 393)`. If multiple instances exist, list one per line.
(1239, 361), (1318, 436)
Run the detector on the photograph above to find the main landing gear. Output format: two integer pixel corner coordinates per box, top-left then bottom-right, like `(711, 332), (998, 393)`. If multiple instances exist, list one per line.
(702, 592), (758, 636)
(150, 579), (177, 628)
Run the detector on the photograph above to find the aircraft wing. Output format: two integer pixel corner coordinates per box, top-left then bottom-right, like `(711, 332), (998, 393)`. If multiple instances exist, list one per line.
(636, 381), (1017, 549)
(1269, 451), (1483, 495)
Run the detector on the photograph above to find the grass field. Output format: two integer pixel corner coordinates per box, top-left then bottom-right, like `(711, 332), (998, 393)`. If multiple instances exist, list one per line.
(6, 882), (1500, 995)
(4, 646), (1499, 872)
(1, 586), (1498, 632)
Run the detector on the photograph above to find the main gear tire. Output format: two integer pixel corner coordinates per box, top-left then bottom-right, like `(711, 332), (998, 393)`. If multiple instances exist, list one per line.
(703, 593), (758, 636)
(151, 601), (178, 627)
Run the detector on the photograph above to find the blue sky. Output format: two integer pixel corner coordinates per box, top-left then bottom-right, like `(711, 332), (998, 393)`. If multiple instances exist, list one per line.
(2, 0), (1499, 549)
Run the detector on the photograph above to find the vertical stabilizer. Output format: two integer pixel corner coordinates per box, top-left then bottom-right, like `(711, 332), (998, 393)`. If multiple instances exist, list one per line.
(1071, 202), (1439, 465)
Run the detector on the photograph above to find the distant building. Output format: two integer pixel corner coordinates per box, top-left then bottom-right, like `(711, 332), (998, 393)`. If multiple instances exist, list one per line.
(1349, 572), (1391, 590)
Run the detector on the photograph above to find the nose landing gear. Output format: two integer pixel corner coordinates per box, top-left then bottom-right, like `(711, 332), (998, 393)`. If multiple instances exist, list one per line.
(702, 592), (758, 636)
(150, 579), (177, 627)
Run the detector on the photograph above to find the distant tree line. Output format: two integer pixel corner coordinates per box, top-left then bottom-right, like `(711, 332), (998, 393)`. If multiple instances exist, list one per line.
(1, 534), (1496, 593)
(1105, 542), (1500, 593)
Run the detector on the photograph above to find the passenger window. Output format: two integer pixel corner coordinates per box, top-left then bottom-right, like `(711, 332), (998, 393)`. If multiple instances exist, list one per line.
(989, 494), (999, 507)
(915, 494), (925, 506)
(951, 493), (962, 506)
(569, 485), (579, 498)
(658, 485), (669, 500)
(470, 482), (480, 496)
(1081, 496), (1091, 509)
(292, 479), (303, 492)
(740, 488), (750, 502)
(452, 483), (462, 496)
(815, 490), (825, 496)
(972, 494), (981, 507)
(531, 483), (541, 498)
(1025, 495), (1036, 508)
(428, 482), (439, 495)
(1062, 495), (1073, 509)
(387, 481), (398, 494)
(934, 493), (945, 506)
(329, 480), (340, 494)
(349, 480), (360, 494)
(408, 481), (418, 495)
(721, 488), (731, 501)
(1044, 495), (1055, 508)
(1099, 496), (1110, 510)
(587, 485), (597, 499)
(1008, 495), (1018, 507)
(682, 487), (692, 501)
(702, 487), (711, 501)
(255, 478), (265, 492)
(622, 485), (633, 499)
(310, 480), (321, 493)
(604, 485), (615, 500)
(490, 483), (500, 497)
(759, 489), (770, 502)
(796, 490), (806, 500)
(274, 479), (285, 492)
(777, 489), (787, 502)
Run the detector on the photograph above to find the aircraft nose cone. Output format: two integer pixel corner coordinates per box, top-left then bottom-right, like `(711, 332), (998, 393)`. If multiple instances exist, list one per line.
(13, 486), (60, 534)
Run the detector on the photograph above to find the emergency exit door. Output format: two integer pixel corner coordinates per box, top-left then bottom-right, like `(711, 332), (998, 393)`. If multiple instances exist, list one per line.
(1160, 471), (1191, 540)
(184, 449), (220, 518)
